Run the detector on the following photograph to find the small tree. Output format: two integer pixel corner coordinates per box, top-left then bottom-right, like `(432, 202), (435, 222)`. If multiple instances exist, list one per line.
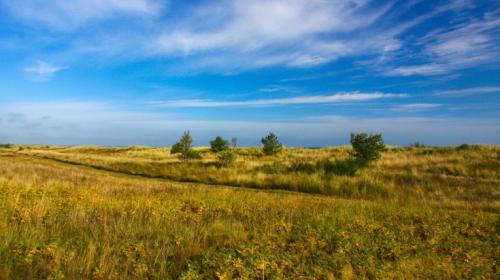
(178, 131), (193, 153)
(170, 142), (182, 154)
(171, 131), (200, 160)
(217, 150), (235, 167)
(261, 132), (282, 155)
(179, 149), (201, 160)
(231, 137), (238, 148)
(210, 136), (229, 152)
(350, 132), (385, 166)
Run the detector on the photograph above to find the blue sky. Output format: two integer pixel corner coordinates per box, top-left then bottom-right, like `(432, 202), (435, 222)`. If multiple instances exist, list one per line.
(0, 0), (499, 146)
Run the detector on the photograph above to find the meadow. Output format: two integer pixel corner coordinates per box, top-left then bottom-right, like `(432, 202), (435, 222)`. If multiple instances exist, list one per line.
(0, 145), (498, 279)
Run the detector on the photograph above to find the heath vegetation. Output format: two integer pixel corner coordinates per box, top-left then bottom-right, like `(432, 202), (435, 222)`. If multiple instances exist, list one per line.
(0, 133), (498, 279)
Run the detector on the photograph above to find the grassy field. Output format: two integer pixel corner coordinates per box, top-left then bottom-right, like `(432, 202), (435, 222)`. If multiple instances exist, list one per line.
(0, 145), (498, 279)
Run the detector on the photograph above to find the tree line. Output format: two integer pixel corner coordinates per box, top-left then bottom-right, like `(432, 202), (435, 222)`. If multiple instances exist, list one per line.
(170, 131), (385, 169)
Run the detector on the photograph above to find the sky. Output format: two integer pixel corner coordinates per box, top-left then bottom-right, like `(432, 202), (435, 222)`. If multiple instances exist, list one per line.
(0, 0), (499, 147)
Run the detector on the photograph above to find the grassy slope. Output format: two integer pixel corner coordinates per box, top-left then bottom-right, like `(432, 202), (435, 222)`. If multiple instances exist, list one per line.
(0, 148), (498, 279)
(16, 145), (500, 211)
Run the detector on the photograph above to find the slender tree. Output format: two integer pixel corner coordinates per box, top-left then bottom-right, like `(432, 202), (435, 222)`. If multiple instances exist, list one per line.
(231, 137), (238, 148)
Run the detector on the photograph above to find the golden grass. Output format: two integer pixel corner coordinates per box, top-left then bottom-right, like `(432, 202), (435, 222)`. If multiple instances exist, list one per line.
(13, 145), (500, 211)
(0, 146), (498, 279)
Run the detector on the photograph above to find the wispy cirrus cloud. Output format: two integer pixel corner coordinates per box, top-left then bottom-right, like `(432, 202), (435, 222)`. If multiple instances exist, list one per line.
(2, 0), (497, 76)
(150, 0), (400, 71)
(393, 103), (442, 112)
(23, 60), (67, 81)
(1, 0), (162, 30)
(0, 0), (497, 85)
(436, 86), (500, 97)
(388, 10), (500, 76)
(149, 92), (405, 108)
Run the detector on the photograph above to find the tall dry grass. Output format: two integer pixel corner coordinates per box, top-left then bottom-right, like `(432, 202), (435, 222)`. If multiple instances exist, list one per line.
(13, 145), (500, 211)
(0, 152), (498, 279)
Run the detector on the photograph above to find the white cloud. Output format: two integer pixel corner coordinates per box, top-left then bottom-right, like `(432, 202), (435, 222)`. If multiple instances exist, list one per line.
(149, 92), (406, 108)
(393, 103), (442, 112)
(23, 60), (67, 81)
(436, 86), (500, 97)
(2, 0), (498, 75)
(388, 64), (447, 76)
(150, 0), (395, 71)
(388, 14), (500, 76)
(1, 0), (162, 30)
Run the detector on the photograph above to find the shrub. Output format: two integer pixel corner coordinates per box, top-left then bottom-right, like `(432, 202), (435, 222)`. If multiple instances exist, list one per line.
(170, 142), (183, 154)
(179, 150), (202, 160)
(409, 142), (426, 148)
(288, 162), (317, 174)
(217, 150), (235, 167)
(338, 179), (389, 199)
(322, 158), (359, 176)
(171, 131), (201, 160)
(457, 144), (482, 151)
(256, 162), (287, 174)
(350, 132), (385, 166)
(210, 136), (229, 152)
(261, 132), (282, 155)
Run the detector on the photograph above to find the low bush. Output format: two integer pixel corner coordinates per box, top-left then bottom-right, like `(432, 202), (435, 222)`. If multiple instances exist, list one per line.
(321, 158), (360, 176)
(210, 136), (230, 152)
(456, 144), (482, 151)
(256, 162), (287, 174)
(179, 150), (202, 161)
(217, 150), (235, 167)
(170, 142), (183, 154)
(409, 142), (426, 148)
(287, 162), (317, 174)
(262, 133), (282, 155)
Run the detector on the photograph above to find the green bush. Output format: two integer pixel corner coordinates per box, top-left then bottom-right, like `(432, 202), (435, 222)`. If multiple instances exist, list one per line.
(409, 142), (426, 148)
(256, 162), (287, 174)
(456, 144), (482, 151)
(288, 162), (317, 174)
(171, 131), (202, 160)
(261, 132), (282, 155)
(210, 136), (229, 152)
(179, 150), (201, 160)
(322, 158), (359, 176)
(170, 142), (183, 154)
(350, 132), (385, 166)
(217, 150), (235, 167)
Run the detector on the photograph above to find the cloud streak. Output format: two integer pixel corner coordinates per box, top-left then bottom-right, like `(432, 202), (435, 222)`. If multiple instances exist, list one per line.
(2, 0), (498, 76)
(388, 10), (500, 76)
(149, 92), (406, 108)
(1, 0), (162, 30)
(436, 86), (500, 97)
(393, 103), (442, 112)
(24, 60), (67, 81)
